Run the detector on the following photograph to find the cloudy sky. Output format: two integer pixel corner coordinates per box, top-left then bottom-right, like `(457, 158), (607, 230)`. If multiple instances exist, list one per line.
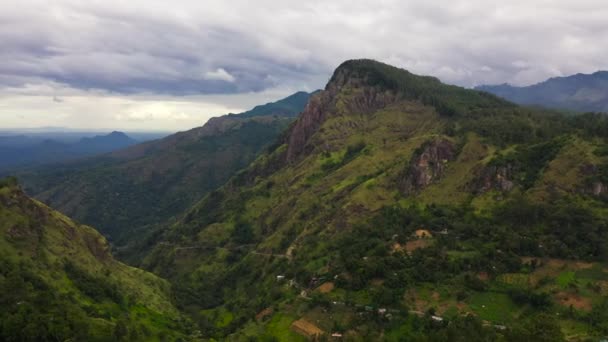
(0, 0), (606, 131)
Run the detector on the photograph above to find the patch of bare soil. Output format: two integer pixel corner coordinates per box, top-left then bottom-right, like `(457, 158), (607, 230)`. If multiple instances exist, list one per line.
(597, 281), (608, 294)
(255, 307), (273, 321)
(317, 282), (335, 294)
(555, 292), (593, 311)
(404, 239), (432, 253)
(574, 261), (593, 269)
(371, 278), (385, 286)
(404, 289), (426, 311)
(391, 242), (404, 252)
(477, 272), (489, 281)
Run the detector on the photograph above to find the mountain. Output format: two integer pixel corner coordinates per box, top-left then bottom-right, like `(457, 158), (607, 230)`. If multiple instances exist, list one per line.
(0, 177), (191, 341)
(0, 131), (137, 171)
(136, 60), (608, 340)
(476, 71), (608, 113)
(232, 91), (318, 118)
(0, 135), (32, 147)
(73, 131), (137, 154)
(18, 92), (315, 243)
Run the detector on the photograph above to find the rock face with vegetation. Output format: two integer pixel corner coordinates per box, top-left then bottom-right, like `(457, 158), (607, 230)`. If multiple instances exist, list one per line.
(123, 60), (608, 340)
(400, 138), (457, 194)
(0, 178), (190, 341)
(472, 164), (516, 193)
(286, 68), (397, 161)
(17, 92), (314, 244)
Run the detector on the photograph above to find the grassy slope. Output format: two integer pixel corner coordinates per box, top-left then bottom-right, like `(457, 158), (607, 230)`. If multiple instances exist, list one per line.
(0, 180), (190, 341)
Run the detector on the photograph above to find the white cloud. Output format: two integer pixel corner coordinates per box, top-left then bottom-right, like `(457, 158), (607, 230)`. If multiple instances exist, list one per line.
(203, 68), (236, 82)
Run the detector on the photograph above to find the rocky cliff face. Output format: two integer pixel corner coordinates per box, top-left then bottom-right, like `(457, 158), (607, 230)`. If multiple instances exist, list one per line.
(472, 164), (516, 193)
(590, 181), (606, 196)
(285, 92), (333, 162)
(400, 139), (457, 194)
(580, 163), (608, 197)
(286, 66), (398, 162)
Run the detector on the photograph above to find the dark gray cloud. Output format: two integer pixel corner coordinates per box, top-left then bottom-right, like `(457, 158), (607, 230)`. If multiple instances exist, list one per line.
(1, 0), (607, 96)
(0, 2), (322, 95)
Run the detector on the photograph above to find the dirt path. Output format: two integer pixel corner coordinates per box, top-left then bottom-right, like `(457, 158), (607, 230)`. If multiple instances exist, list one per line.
(251, 251), (288, 258)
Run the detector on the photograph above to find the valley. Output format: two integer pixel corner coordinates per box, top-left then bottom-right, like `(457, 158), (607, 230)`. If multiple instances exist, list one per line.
(16, 92), (313, 244)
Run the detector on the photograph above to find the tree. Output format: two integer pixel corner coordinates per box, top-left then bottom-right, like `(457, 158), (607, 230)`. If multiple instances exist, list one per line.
(508, 314), (565, 342)
(232, 220), (254, 244)
(113, 319), (129, 341)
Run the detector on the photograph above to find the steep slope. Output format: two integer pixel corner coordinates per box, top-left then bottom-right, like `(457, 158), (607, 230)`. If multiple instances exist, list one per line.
(141, 60), (608, 340)
(0, 178), (190, 341)
(18, 92), (314, 243)
(477, 71), (608, 113)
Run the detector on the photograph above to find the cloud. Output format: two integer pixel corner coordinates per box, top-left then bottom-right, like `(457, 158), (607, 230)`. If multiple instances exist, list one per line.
(2, 1), (607, 93)
(204, 68), (236, 83)
(0, 0), (607, 129)
(0, 82), (298, 131)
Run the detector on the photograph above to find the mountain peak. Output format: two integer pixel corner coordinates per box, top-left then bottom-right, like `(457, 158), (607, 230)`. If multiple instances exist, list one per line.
(284, 59), (511, 162)
(328, 59), (441, 91)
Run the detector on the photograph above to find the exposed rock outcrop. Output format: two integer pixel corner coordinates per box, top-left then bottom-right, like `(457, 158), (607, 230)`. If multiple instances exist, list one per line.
(472, 164), (516, 193)
(580, 163), (607, 197)
(83, 232), (112, 262)
(590, 181), (607, 196)
(285, 65), (398, 162)
(285, 92), (333, 162)
(400, 139), (457, 194)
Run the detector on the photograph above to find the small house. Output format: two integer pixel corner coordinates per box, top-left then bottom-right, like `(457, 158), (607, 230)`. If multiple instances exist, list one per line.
(431, 315), (444, 322)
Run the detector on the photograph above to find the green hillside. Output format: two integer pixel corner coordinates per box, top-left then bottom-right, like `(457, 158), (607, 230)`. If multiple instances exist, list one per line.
(137, 60), (608, 340)
(18, 92), (314, 244)
(0, 177), (192, 341)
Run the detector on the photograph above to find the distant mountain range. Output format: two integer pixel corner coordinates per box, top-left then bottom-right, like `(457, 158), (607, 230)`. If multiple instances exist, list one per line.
(17, 91), (316, 243)
(477, 71), (608, 113)
(0, 131), (138, 171)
